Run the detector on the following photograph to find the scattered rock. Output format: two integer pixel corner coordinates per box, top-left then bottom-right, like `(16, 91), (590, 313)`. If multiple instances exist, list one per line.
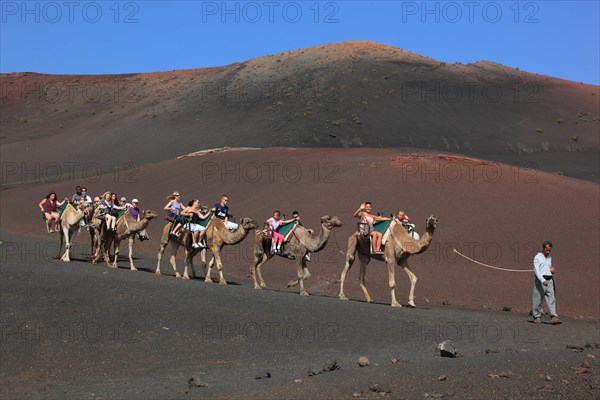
(391, 358), (400, 364)
(352, 392), (361, 398)
(538, 384), (555, 392)
(358, 356), (370, 367)
(571, 367), (588, 375)
(323, 361), (340, 372)
(308, 361), (340, 376)
(490, 370), (513, 379)
(485, 348), (499, 354)
(587, 354), (596, 359)
(539, 374), (552, 381)
(437, 340), (457, 358)
(438, 374), (448, 381)
(255, 371), (271, 380)
(498, 370), (513, 378)
(187, 377), (208, 388)
(369, 384), (391, 394)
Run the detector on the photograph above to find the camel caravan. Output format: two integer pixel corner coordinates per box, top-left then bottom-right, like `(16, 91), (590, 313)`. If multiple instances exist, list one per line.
(40, 189), (437, 307)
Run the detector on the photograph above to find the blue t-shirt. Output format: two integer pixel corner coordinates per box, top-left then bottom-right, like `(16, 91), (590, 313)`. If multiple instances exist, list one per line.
(214, 203), (228, 220)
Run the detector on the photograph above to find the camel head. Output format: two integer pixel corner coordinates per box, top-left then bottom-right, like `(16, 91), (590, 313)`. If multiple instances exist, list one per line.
(321, 215), (343, 230)
(239, 217), (259, 230)
(142, 209), (159, 221)
(425, 215), (438, 233)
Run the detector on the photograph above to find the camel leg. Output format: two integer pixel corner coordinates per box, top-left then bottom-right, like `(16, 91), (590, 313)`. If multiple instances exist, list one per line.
(102, 232), (113, 268)
(60, 227), (72, 262)
(182, 248), (194, 280)
(401, 259), (418, 308)
(253, 252), (269, 289)
(188, 249), (198, 279)
(169, 241), (182, 278)
(128, 236), (137, 271)
(91, 232), (101, 264)
(388, 258), (401, 308)
(297, 258), (309, 296)
(339, 235), (357, 301)
(156, 241), (167, 275)
(111, 239), (119, 269)
(200, 249), (207, 271)
(204, 257), (215, 283)
(89, 230), (95, 258)
(358, 254), (373, 303)
(57, 226), (64, 259)
(212, 250), (227, 285)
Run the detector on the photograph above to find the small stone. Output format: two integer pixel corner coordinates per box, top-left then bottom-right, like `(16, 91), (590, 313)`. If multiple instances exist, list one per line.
(391, 358), (400, 364)
(498, 370), (513, 378)
(323, 361), (340, 372)
(352, 392), (361, 398)
(438, 374), (448, 381)
(571, 367), (588, 375)
(581, 360), (591, 369)
(587, 354), (596, 359)
(485, 348), (499, 354)
(438, 340), (457, 358)
(307, 368), (321, 377)
(294, 379), (302, 384)
(358, 356), (370, 367)
(538, 384), (555, 392)
(369, 384), (391, 394)
(255, 371), (271, 380)
(567, 344), (584, 351)
(187, 377), (208, 388)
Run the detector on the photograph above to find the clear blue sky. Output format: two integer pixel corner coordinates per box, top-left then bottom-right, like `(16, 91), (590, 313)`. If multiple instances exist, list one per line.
(1, 1), (599, 84)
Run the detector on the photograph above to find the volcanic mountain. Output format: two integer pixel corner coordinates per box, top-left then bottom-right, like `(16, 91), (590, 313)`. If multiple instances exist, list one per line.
(1, 41), (598, 185)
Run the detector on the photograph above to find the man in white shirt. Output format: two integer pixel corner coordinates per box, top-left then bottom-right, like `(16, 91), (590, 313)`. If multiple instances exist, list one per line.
(532, 241), (561, 325)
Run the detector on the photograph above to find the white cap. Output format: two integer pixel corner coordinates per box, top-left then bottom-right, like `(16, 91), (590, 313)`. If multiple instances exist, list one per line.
(132, 199), (139, 203)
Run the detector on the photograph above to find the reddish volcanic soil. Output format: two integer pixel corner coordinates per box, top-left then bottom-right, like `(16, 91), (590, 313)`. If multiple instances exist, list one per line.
(2, 148), (598, 320)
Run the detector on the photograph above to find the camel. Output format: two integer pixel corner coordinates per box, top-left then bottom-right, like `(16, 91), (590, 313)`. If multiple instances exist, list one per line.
(89, 206), (106, 261)
(157, 216), (258, 283)
(251, 216), (343, 296)
(203, 217), (259, 285)
(93, 209), (158, 270)
(339, 215), (438, 307)
(57, 202), (91, 262)
(155, 222), (207, 279)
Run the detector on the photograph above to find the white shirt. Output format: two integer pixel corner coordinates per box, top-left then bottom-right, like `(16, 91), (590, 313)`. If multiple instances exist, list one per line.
(533, 252), (552, 283)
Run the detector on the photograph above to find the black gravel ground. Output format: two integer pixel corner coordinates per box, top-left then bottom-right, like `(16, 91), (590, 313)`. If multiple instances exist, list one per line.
(1, 232), (599, 399)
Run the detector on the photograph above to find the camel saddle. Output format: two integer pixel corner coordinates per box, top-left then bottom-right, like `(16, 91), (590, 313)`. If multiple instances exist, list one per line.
(278, 221), (298, 242)
(57, 202), (69, 217)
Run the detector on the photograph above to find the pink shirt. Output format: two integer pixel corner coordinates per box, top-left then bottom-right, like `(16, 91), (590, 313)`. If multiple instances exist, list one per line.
(266, 217), (283, 231)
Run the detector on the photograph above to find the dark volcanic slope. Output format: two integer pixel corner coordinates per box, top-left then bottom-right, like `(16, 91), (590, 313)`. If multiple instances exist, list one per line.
(1, 41), (598, 184)
(2, 231), (600, 400)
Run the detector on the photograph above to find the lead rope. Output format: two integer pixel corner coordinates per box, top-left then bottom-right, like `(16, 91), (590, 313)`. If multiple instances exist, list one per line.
(331, 228), (346, 256)
(452, 248), (533, 272)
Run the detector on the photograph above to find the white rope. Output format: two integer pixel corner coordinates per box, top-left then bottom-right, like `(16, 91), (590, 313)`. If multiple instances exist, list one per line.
(452, 248), (533, 272)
